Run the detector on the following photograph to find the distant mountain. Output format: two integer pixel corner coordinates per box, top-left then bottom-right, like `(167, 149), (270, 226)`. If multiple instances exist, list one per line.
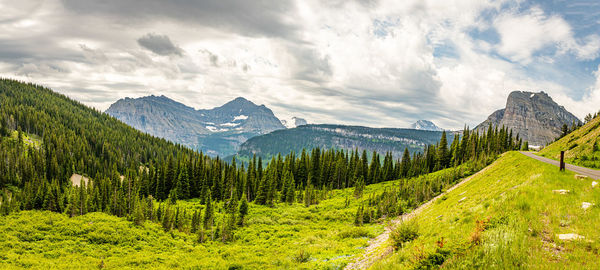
(106, 95), (285, 157)
(475, 91), (580, 146)
(237, 124), (450, 161)
(281, 117), (308, 128)
(410, 120), (443, 131)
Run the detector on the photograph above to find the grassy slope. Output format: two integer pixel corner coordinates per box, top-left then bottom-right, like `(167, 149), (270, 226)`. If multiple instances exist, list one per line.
(0, 165), (472, 270)
(372, 152), (600, 269)
(539, 116), (600, 168)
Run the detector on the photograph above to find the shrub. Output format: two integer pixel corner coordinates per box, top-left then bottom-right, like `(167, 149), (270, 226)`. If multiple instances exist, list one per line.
(390, 222), (419, 250)
(414, 248), (452, 269)
(293, 250), (311, 263)
(469, 218), (490, 246)
(337, 227), (372, 239)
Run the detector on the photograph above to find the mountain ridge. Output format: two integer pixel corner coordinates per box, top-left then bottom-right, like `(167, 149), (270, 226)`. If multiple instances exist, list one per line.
(237, 124), (451, 161)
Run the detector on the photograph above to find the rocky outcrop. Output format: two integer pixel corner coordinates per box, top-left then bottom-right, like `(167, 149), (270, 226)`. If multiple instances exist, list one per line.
(476, 91), (580, 146)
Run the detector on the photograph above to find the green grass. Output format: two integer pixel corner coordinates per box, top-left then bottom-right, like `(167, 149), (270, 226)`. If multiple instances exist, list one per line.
(539, 116), (600, 168)
(0, 198), (379, 269)
(0, 162), (482, 269)
(372, 151), (600, 269)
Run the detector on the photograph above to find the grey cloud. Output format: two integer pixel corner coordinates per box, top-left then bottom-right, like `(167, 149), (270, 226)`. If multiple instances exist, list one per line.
(61, 0), (300, 39)
(288, 45), (333, 83)
(137, 33), (183, 56)
(79, 44), (108, 63)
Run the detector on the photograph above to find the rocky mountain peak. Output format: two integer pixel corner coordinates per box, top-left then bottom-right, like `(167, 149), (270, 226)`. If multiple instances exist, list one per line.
(410, 120), (443, 131)
(476, 91), (580, 146)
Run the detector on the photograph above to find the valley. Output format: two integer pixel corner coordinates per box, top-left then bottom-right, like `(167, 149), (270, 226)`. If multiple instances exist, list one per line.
(3, 1), (600, 269)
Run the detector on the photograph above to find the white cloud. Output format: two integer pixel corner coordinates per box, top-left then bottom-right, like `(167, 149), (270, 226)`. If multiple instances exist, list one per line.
(494, 6), (572, 64)
(494, 6), (600, 64)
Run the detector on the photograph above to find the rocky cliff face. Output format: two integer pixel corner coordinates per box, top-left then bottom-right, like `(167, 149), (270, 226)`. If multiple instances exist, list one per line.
(475, 91), (580, 146)
(106, 96), (285, 157)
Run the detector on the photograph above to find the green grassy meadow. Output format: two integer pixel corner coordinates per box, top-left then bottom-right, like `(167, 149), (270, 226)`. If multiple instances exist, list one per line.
(372, 151), (600, 269)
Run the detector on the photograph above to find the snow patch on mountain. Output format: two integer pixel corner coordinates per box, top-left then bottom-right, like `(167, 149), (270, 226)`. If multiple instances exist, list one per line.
(220, 122), (240, 127)
(233, 115), (248, 121)
(281, 117), (308, 128)
(410, 120), (444, 131)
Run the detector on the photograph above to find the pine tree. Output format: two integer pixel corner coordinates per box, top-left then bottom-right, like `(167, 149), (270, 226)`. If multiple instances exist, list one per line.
(400, 148), (411, 178)
(238, 196), (248, 226)
(353, 176), (364, 199)
(176, 167), (190, 200)
(436, 131), (449, 169)
(203, 192), (214, 230)
(0, 117), (8, 137)
(285, 173), (295, 204)
(254, 175), (268, 205)
(133, 200), (145, 226)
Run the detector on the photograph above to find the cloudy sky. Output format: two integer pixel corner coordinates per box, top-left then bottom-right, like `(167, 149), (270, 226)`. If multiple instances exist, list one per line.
(2, 0), (600, 129)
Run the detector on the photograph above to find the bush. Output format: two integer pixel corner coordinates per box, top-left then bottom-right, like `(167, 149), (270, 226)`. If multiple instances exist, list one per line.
(390, 222), (419, 250)
(337, 227), (373, 239)
(414, 248), (452, 269)
(293, 250), (311, 263)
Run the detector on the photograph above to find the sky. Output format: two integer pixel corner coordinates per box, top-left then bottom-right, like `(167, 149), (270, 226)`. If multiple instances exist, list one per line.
(1, 0), (600, 129)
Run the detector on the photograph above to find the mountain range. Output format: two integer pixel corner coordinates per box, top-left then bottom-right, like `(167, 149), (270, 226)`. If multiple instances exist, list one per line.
(475, 91), (581, 146)
(106, 95), (285, 157)
(106, 90), (581, 159)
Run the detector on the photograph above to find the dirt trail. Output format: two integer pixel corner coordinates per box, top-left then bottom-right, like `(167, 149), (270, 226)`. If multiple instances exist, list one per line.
(344, 162), (496, 270)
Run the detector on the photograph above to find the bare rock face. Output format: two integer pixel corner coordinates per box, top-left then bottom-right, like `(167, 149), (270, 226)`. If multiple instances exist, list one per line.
(476, 91), (580, 146)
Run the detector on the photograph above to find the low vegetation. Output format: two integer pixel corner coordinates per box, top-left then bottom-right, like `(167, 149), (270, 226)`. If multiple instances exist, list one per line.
(372, 152), (600, 269)
(540, 114), (600, 168)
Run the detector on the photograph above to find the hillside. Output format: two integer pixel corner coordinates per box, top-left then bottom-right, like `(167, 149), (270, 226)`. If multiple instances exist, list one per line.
(238, 124), (451, 161)
(106, 96), (285, 157)
(367, 151), (600, 269)
(539, 115), (600, 168)
(475, 91), (580, 146)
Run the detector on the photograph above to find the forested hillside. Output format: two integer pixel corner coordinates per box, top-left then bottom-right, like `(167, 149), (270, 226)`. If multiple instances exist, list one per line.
(238, 124), (453, 161)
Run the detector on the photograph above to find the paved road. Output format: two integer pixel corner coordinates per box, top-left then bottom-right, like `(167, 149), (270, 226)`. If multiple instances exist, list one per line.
(520, 151), (600, 180)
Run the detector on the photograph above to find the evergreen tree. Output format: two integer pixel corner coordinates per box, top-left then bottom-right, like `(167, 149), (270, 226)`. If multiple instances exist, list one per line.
(399, 148), (411, 178)
(203, 192), (214, 230)
(436, 131), (450, 169)
(238, 196), (248, 226)
(176, 167), (190, 200)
